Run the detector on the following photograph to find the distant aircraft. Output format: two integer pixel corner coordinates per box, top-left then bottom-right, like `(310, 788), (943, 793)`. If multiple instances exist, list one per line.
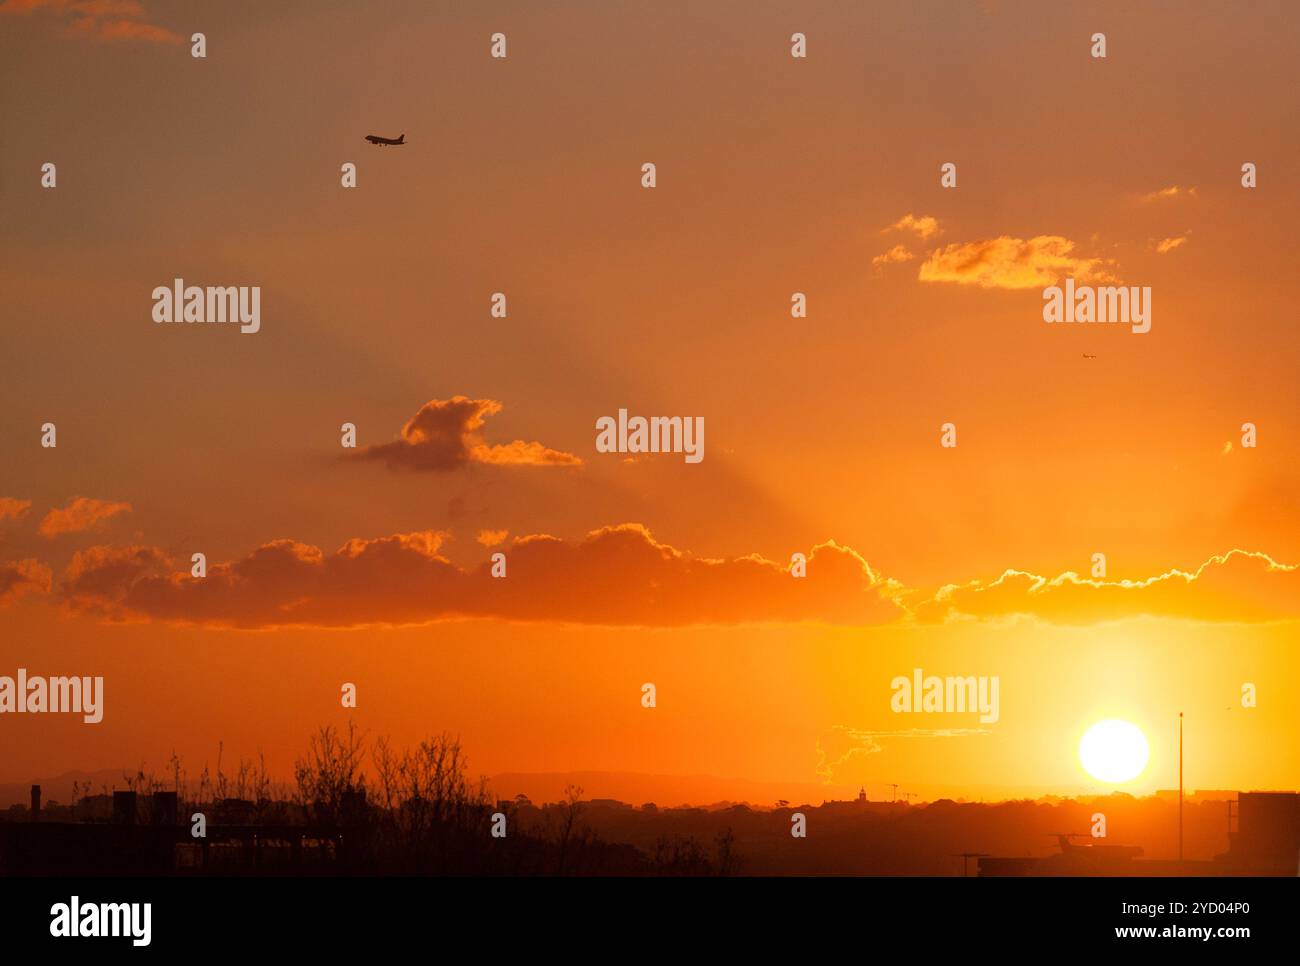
(364, 133), (405, 146)
(1082, 353), (1097, 359)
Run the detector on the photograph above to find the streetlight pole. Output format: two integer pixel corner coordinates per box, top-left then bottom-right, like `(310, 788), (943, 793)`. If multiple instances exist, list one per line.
(1179, 712), (1184, 864)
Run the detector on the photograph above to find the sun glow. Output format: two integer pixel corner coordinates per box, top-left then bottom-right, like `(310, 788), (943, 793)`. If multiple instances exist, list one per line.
(1079, 719), (1150, 783)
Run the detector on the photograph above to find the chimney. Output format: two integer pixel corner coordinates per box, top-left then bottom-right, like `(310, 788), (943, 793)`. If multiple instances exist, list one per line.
(30, 785), (40, 822)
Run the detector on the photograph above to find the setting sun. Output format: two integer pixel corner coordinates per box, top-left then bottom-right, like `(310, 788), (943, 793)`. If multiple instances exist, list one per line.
(1079, 720), (1151, 784)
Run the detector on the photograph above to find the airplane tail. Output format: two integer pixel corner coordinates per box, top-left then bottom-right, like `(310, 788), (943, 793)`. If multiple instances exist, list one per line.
(399, 134), (405, 143)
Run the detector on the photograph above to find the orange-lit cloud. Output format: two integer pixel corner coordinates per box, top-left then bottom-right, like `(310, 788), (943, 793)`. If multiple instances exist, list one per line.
(37, 499), (131, 535)
(885, 214), (940, 240)
(0, 0), (182, 43)
(0, 498), (32, 522)
(0, 558), (53, 605)
(477, 529), (509, 547)
(1154, 234), (1189, 254)
(41, 503), (1300, 632)
(872, 244), (915, 267)
(39, 496), (132, 537)
(60, 545), (182, 618)
(351, 396), (582, 472)
(918, 235), (1118, 289)
(916, 550), (1299, 625)
(59, 524), (905, 629)
(1140, 184), (1197, 203)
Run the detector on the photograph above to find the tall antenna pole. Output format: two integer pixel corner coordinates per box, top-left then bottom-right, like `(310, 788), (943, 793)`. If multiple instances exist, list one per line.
(1178, 712), (1184, 864)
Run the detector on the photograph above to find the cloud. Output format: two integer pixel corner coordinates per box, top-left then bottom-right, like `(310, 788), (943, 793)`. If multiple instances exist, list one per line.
(59, 524), (906, 630)
(915, 550), (1300, 625)
(816, 725), (990, 781)
(1154, 235), (1189, 254)
(0, 0), (182, 43)
(0, 559), (53, 606)
(39, 497), (132, 537)
(884, 214), (940, 240)
(351, 397), (582, 472)
(918, 235), (1118, 290)
(1140, 185), (1197, 203)
(0, 498), (32, 522)
(43, 518), (1300, 631)
(60, 545), (177, 617)
(872, 244), (915, 267)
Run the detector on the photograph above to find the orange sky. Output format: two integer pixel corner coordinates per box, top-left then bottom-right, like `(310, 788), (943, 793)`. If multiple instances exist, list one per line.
(1, 0), (1297, 804)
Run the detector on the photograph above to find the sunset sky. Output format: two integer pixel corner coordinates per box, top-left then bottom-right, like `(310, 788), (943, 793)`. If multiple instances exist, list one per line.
(1, 0), (1297, 805)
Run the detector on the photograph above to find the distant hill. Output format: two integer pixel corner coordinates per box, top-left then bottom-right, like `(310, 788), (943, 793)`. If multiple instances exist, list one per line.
(487, 771), (863, 808)
(484, 771), (1118, 808)
(3, 765), (1217, 811)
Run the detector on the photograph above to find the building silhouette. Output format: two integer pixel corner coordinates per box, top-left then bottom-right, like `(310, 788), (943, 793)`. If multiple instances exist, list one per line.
(977, 791), (1299, 876)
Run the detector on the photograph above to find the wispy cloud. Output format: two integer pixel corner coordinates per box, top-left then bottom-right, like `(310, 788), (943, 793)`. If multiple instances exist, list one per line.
(1140, 184), (1197, 204)
(816, 725), (990, 781)
(39, 496), (131, 537)
(1153, 234), (1189, 254)
(918, 235), (1118, 290)
(872, 244), (915, 267)
(884, 214), (941, 240)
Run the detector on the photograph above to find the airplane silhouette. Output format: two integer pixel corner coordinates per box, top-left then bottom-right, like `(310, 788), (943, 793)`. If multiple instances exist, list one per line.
(364, 133), (405, 146)
(1082, 353), (1097, 359)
